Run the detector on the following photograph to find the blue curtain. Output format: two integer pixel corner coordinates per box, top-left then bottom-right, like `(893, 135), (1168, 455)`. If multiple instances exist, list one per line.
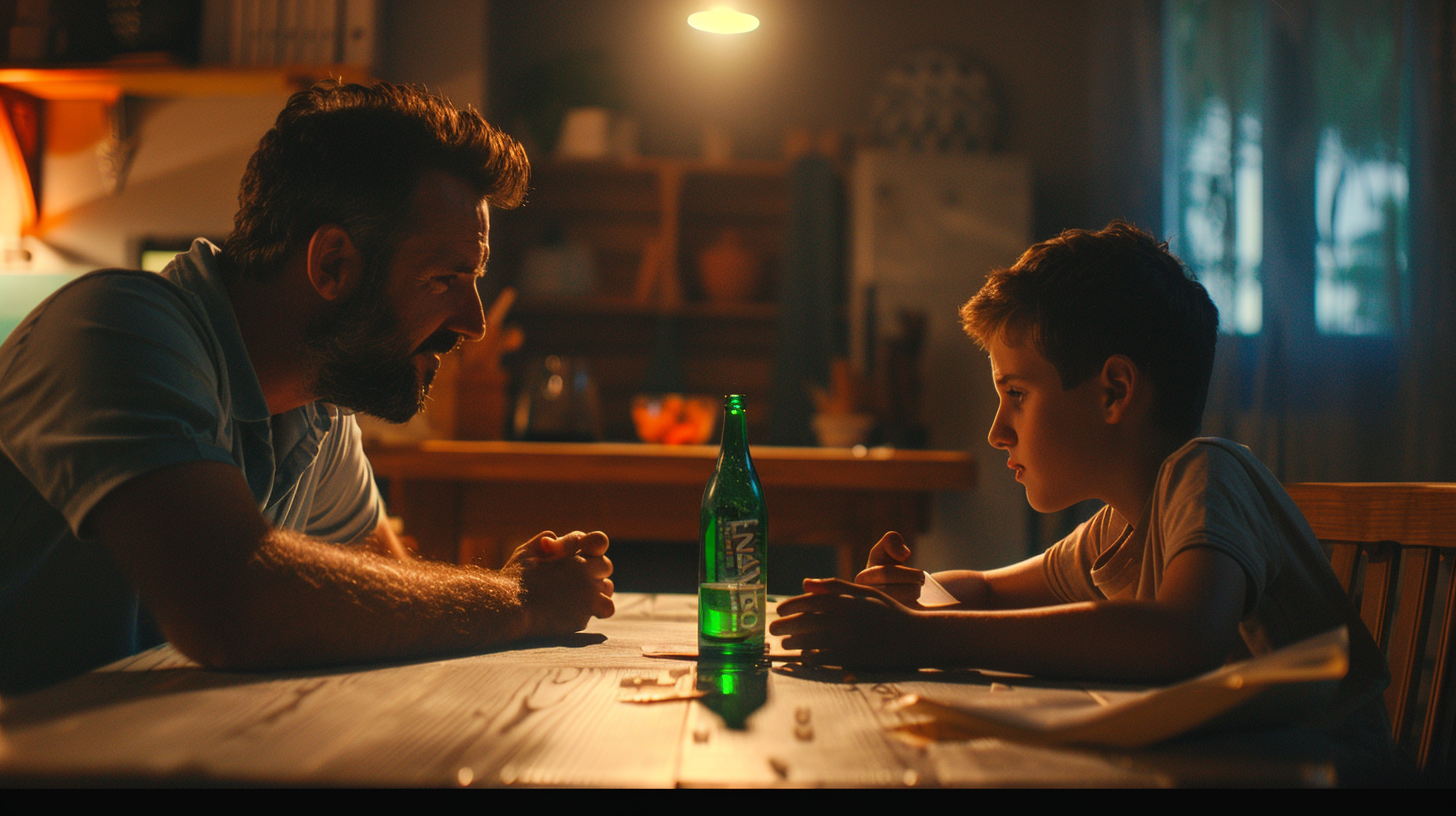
(1101, 0), (1456, 482)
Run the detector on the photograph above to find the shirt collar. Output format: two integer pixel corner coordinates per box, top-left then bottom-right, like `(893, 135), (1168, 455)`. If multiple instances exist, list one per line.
(163, 239), (273, 423)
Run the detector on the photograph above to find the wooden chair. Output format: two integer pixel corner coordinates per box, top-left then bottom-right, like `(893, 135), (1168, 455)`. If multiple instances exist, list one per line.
(1285, 482), (1456, 771)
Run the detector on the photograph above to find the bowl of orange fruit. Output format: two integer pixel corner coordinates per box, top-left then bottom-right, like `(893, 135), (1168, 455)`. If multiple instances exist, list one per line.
(631, 393), (719, 445)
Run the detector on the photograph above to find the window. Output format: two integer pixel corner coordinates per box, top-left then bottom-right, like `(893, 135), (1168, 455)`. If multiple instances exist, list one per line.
(1163, 0), (1409, 338)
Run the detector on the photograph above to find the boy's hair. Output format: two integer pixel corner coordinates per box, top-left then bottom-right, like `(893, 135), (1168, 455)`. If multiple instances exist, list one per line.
(223, 79), (529, 282)
(960, 221), (1219, 440)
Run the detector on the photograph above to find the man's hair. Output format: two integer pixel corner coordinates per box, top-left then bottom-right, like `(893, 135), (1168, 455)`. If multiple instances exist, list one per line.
(223, 80), (529, 281)
(960, 221), (1219, 440)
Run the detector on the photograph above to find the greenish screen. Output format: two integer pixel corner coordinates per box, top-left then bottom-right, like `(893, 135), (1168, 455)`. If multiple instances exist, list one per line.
(0, 274), (76, 344)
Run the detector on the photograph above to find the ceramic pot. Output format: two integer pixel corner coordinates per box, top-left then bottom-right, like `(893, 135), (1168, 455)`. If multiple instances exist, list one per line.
(697, 229), (762, 303)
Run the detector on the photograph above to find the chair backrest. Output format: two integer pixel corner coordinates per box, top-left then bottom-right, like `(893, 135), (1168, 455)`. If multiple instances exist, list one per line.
(1285, 482), (1456, 772)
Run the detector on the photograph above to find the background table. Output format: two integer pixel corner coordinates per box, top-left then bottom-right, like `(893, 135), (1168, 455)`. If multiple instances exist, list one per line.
(0, 594), (1337, 787)
(366, 441), (976, 578)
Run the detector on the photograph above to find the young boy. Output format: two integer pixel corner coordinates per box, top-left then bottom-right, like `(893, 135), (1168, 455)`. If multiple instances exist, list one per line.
(770, 221), (1389, 736)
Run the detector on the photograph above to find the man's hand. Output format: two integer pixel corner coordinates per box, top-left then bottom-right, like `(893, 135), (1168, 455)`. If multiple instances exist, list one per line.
(507, 530), (615, 638)
(854, 531), (924, 608)
(770, 578), (925, 668)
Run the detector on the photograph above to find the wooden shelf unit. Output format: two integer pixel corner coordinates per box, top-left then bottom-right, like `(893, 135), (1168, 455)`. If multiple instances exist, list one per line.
(0, 63), (372, 100)
(493, 157), (787, 302)
(490, 157), (790, 442)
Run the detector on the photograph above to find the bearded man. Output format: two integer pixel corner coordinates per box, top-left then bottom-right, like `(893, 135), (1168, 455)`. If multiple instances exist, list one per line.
(0, 81), (614, 695)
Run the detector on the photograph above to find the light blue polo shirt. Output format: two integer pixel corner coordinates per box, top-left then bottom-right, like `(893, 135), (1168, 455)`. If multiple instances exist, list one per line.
(0, 240), (384, 693)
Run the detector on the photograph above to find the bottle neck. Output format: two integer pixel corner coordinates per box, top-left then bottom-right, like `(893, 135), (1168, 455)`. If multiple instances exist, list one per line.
(720, 396), (749, 459)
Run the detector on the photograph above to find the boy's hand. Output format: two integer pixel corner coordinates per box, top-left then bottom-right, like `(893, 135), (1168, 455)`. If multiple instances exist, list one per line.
(770, 578), (924, 668)
(854, 531), (924, 608)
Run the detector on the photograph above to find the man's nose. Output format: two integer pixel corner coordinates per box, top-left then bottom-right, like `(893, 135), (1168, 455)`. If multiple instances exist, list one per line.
(451, 283), (487, 342)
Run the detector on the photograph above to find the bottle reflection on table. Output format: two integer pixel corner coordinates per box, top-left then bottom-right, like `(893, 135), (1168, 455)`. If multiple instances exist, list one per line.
(696, 660), (769, 729)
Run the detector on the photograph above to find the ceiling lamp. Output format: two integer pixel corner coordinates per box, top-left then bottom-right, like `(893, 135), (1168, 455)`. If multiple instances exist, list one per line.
(688, 6), (760, 34)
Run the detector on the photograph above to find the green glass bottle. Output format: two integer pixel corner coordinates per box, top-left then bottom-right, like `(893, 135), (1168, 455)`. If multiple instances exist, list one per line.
(698, 394), (768, 662)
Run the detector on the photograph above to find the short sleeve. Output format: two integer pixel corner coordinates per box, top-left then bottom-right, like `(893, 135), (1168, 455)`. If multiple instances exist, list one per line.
(1153, 441), (1278, 614)
(300, 412), (385, 544)
(0, 273), (237, 536)
(1043, 507), (1118, 603)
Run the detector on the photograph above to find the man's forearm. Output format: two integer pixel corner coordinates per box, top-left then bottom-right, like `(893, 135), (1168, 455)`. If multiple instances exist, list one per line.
(90, 460), (561, 673)
(164, 529), (532, 671)
(357, 518), (415, 560)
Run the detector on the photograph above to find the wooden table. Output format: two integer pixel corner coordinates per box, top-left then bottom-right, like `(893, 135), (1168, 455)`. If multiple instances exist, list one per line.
(0, 594), (1339, 787)
(366, 441), (976, 577)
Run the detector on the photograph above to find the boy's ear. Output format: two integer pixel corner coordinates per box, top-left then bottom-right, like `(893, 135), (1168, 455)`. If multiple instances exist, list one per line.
(1100, 355), (1137, 424)
(305, 225), (364, 302)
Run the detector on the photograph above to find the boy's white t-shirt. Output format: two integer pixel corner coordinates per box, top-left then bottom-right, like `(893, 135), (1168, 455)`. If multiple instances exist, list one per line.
(1042, 437), (1390, 723)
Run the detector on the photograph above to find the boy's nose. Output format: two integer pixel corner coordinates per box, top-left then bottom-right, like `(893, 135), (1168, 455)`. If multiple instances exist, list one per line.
(988, 414), (1014, 450)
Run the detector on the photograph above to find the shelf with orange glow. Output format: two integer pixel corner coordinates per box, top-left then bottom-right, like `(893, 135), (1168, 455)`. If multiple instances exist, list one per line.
(0, 63), (372, 101)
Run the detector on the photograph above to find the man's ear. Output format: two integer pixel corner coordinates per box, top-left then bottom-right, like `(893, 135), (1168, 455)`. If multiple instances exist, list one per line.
(1100, 355), (1138, 424)
(305, 225), (363, 302)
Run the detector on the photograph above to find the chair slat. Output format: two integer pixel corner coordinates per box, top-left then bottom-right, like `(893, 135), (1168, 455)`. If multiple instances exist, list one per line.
(1333, 542), (1362, 600)
(1384, 547), (1437, 748)
(1418, 552), (1456, 770)
(1359, 543), (1398, 650)
(1328, 542), (1360, 600)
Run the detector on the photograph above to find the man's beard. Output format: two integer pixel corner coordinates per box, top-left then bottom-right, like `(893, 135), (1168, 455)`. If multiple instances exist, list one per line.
(306, 280), (462, 423)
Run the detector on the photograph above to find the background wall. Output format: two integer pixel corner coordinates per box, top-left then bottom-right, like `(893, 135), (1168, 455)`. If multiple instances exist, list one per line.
(35, 94), (282, 268)
(19, 0), (1110, 323)
(488, 0), (1096, 242)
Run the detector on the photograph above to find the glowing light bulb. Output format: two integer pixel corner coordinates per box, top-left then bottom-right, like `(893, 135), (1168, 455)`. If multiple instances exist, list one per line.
(688, 6), (760, 34)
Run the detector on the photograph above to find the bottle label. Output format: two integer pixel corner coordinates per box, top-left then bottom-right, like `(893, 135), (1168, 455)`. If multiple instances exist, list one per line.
(718, 518), (762, 585)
